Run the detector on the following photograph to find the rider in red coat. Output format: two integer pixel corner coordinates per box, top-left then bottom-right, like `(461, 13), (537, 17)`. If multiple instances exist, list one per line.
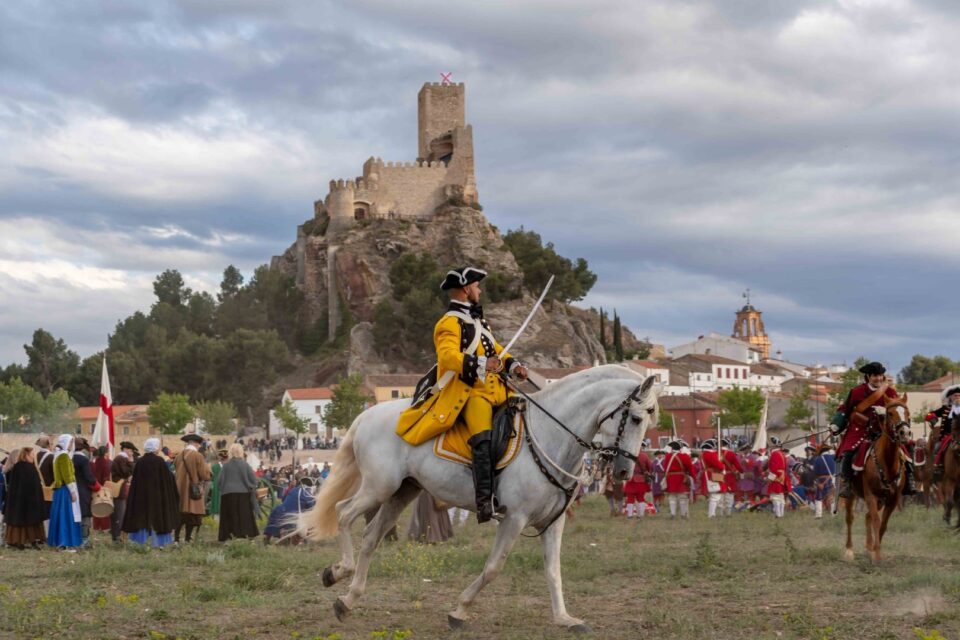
(830, 361), (914, 497)
(766, 437), (791, 518)
(700, 440), (725, 518)
(663, 440), (695, 519)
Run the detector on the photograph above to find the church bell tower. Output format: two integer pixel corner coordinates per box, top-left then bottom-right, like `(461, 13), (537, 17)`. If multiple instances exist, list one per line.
(732, 289), (771, 360)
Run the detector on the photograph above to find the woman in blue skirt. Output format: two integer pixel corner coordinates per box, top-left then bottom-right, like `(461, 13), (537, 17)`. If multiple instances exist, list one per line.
(47, 434), (83, 549)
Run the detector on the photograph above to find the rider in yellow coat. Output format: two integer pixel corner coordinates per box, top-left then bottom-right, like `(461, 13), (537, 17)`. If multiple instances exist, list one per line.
(396, 266), (528, 522)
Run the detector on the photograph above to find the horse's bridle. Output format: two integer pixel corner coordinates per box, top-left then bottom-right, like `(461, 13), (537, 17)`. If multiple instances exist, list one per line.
(871, 402), (909, 496)
(505, 381), (650, 535)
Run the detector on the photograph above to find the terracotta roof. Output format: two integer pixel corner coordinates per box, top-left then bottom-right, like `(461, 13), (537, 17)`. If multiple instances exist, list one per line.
(74, 405), (147, 421)
(921, 373), (960, 392)
(365, 374), (422, 387)
(629, 360), (668, 369)
(532, 365), (592, 380)
(658, 393), (720, 411)
(287, 387), (335, 400)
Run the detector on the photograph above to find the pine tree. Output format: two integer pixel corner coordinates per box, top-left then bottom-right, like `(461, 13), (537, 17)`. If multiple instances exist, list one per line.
(613, 310), (624, 362)
(599, 307), (607, 350)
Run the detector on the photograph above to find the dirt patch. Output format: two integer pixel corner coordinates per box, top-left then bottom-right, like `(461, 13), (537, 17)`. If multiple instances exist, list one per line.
(889, 589), (948, 616)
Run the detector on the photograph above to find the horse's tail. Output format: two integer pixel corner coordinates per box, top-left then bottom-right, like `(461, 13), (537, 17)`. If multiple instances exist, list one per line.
(300, 420), (362, 541)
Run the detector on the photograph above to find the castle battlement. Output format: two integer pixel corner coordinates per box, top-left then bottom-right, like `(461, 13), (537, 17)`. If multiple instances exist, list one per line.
(320, 82), (477, 231)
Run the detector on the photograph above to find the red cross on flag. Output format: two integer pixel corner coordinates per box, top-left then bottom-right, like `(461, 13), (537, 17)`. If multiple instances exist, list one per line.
(91, 356), (115, 455)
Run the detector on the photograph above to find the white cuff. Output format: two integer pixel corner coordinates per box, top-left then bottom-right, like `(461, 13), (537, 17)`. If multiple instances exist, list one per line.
(509, 360), (521, 374)
(476, 355), (488, 382)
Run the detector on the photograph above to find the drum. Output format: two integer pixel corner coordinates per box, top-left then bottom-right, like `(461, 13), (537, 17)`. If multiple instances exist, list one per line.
(91, 487), (114, 518)
(105, 480), (123, 499)
(255, 487), (269, 500)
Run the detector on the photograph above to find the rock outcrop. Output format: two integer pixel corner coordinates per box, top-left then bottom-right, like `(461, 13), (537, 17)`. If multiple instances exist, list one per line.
(274, 204), (647, 375)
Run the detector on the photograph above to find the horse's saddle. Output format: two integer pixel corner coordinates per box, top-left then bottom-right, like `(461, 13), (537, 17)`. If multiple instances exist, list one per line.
(852, 440), (911, 472)
(433, 397), (525, 471)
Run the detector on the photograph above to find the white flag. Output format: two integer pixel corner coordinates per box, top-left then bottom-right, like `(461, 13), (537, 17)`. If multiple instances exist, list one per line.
(91, 356), (114, 455)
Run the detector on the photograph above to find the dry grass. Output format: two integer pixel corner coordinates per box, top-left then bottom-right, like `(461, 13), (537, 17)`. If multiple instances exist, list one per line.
(0, 497), (958, 639)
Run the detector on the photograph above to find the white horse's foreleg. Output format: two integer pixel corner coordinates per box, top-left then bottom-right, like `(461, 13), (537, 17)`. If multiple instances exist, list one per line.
(448, 515), (526, 627)
(541, 514), (589, 631)
(337, 483), (421, 615)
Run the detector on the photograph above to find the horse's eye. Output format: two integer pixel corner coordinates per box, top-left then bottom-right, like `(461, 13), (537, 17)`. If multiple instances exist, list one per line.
(646, 407), (655, 415)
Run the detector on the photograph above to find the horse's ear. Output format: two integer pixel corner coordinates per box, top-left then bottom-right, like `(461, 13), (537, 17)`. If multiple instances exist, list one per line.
(901, 392), (908, 403)
(640, 376), (656, 396)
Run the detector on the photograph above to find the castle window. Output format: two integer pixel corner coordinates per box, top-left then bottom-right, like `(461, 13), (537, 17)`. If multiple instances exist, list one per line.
(354, 208), (366, 220)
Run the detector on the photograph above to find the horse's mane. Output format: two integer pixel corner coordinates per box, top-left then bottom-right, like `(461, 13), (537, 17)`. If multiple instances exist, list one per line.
(531, 364), (651, 405)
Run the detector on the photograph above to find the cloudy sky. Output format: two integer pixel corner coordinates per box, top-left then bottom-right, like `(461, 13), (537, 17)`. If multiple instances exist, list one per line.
(2, 0), (958, 373)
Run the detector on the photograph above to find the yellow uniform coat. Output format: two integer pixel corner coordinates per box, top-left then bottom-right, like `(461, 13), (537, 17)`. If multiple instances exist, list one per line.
(397, 306), (514, 446)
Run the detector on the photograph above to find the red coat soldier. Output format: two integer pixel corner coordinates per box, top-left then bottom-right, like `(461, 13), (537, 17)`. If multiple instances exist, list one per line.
(700, 439), (725, 518)
(721, 439), (744, 516)
(663, 440), (695, 519)
(623, 440), (653, 518)
(766, 437), (791, 518)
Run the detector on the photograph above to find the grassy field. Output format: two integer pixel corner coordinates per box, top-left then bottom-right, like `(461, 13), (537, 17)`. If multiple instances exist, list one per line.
(0, 497), (958, 640)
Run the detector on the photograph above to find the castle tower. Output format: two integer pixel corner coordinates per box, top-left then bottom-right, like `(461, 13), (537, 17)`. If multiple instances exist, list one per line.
(418, 82), (465, 160)
(732, 290), (771, 360)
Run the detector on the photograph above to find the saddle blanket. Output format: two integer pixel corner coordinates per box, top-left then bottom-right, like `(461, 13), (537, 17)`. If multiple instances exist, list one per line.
(852, 440), (910, 472)
(913, 446), (926, 466)
(433, 414), (524, 470)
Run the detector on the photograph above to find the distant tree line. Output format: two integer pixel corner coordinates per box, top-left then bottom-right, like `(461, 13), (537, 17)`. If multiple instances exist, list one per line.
(0, 265), (317, 416)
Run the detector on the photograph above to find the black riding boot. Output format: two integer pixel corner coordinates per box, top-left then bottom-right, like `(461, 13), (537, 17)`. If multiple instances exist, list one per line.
(903, 461), (916, 496)
(468, 431), (506, 523)
(838, 451), (854, 499)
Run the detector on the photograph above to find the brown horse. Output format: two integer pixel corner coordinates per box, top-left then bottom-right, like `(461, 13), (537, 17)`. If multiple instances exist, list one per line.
(843, 394), (909, 563)
(940, 416), (960, 528)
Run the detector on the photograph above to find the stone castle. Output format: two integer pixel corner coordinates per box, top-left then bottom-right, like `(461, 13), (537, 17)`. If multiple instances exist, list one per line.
(318, 82), (478, 234)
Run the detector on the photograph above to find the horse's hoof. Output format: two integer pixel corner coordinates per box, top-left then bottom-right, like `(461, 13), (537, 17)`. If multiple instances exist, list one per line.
(448, 614), (466, 630)
(322, 566), (336, 588)
(333, 598), (350, 621)
(843, 549), (854, 562)
(569, 623), (594, 634)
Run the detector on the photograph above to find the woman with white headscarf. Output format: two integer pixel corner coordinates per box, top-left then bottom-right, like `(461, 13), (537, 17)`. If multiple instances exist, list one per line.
(121, 438), (180, 548)
(47, 434), (83, 549)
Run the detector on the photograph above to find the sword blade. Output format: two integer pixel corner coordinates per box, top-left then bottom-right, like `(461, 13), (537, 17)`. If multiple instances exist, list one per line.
(501, 275), (554, 356)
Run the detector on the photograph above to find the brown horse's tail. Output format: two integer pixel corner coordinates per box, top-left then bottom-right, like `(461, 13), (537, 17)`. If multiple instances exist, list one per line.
(299, 422), (362, 541)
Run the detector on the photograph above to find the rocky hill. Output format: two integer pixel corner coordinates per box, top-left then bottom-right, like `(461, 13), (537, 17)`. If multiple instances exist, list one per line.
(272, 205), (649, 378)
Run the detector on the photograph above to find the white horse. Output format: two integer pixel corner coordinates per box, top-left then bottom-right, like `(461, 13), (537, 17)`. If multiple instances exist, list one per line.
(301, 364), (659, 633)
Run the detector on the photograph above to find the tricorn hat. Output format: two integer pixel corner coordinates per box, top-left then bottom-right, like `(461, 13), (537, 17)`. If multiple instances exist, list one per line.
(119, 441), (139, 453)
(701, 439), (717, 451)
(440, 266), (487, 291)
(769, 435), (782, 446)
(858, 361), (886, 376)
(667, 440), (683, 451)
(942, 385), (960, 402)
(804, 444), (816, 452)
(180, 434), (204, 444)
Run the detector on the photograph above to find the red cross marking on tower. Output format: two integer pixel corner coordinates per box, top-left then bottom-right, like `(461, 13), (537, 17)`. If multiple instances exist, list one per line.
(440, 72), (453, 85)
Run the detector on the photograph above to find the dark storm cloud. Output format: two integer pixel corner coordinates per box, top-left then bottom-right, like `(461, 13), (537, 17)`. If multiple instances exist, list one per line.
(1, 0), (959, 371)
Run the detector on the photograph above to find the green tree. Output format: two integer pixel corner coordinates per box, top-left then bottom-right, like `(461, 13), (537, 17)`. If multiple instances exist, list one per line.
(612, 310), (624, 362)
(273, 398), (309, 436)
(22, 329), (80, 396)
(218, 265), (244, 302)
(148, 392), (195, 435)
(658, 409), (675, 432)
(322, 374), (372, 431)
(194, 399), (237, 435)
(898, 354), (960, 386)
(716, 387), (765, 427)
(0, 377), (47, 432)
(502, 227), (597, 302)
(599, 307), (607, 350)
(153, 269), (190, 307)
(783, 385), (814, 430)
(39, 388), (79, 433)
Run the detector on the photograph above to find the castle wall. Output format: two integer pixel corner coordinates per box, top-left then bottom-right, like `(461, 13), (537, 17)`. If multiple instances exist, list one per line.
(374, 161), (448, 217)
